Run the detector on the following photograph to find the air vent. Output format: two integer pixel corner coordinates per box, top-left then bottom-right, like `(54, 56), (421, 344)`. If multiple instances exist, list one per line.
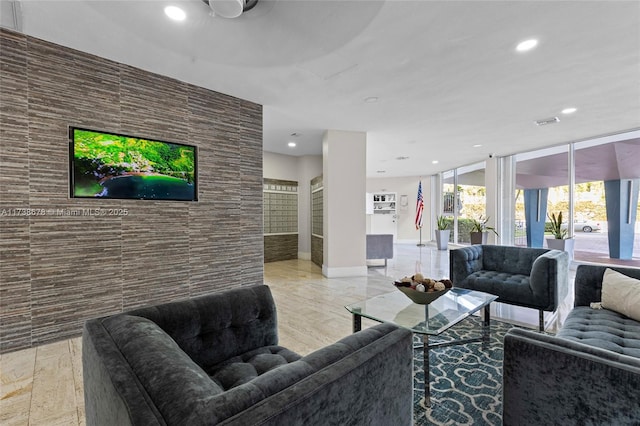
(535, 117), (560, 126)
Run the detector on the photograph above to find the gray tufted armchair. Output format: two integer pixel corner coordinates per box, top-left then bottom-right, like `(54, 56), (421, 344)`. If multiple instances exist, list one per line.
(450, 245), (569, 330)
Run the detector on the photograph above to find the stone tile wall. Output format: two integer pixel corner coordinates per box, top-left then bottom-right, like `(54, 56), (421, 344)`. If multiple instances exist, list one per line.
(264, 235), (298, 263)
(0, 29), (263, 352)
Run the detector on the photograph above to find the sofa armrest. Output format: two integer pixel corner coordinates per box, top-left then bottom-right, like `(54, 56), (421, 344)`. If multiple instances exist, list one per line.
(503, 328), (640, 426)
(449, 245), (483, 284)
(83, 320), (165, 426)
(530, 250), (568, 311)
(221, 323), (414, 426)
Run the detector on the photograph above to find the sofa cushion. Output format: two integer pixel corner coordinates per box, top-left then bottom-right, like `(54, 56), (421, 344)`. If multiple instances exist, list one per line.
(557, 306), (640, 358)
(459, 270), (535, 305)
(601, 268), (640, 322)
(209, 346), (301, 390)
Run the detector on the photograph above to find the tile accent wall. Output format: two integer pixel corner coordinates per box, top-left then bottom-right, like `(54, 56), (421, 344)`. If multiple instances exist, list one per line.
(0, 29), (264, 353)
(263, 178), (298, 262)
(264, 235), (298, 263)
(310, 175), (324, 267)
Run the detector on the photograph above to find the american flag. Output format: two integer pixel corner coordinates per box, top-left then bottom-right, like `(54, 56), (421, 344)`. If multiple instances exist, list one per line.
(415, 180), (424, 229)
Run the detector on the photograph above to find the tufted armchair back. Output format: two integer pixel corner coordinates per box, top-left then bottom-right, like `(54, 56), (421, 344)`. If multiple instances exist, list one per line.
(574, 264), (640, 307)
(124, 285), (278, 371)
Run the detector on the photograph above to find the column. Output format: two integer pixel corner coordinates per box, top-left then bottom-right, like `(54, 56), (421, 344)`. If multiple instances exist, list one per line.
(322, 130), (368, 277)
(485, 157), (499, 244)
(524, 188), (549, 248)
(605, 179), (639, 260)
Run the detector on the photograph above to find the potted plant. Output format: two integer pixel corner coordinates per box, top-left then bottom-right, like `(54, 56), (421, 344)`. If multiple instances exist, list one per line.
(470, 216), (498, 245)
(435, 215), (450, 250)
(546, 212), (575, 259)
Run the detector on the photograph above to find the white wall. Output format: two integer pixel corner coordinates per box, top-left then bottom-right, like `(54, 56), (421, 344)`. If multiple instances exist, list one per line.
(366, 176), (434, 244)
(263, 151), (299, 181)
(263, 151), (322, 259)
(323, 130), (367, 277)
(296, 155), (323, 259)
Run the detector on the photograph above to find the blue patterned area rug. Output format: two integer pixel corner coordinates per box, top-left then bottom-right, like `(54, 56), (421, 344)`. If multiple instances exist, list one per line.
(412, 317), (522, 425)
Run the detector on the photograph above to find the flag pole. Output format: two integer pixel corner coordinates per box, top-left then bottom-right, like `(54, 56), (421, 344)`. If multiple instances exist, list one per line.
(416, 178), (425, 246)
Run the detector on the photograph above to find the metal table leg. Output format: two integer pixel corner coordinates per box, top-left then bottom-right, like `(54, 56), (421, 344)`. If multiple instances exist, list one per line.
(352, 313), (362, 333)
(482, 304), (491, 349)
(423, 334), (431, 408)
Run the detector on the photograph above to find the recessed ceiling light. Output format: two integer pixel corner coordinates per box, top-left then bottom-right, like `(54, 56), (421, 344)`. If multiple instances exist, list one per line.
(516, 39), (538, 52)
(472, 144), (482, 148)
(432, 160), (439, 164)
(561, 107), (577, 114)
(165, 6), (186, 21)
(288, 142), (296, 148)
(364, 96), (379, 103)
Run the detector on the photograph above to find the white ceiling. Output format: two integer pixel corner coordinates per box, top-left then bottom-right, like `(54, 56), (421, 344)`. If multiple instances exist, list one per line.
(4, 0), (640, 177)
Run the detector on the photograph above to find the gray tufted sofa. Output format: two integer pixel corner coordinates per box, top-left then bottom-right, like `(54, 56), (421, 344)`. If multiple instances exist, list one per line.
(450, 245), (569, 330)
(83, 285), (414, 426)
(502, 264), (640, 425)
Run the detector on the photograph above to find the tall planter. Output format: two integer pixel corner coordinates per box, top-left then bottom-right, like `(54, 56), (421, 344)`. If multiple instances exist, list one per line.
(435, 230), (450, 250)
(470, 231), (488, 245)
(546, 238), (575, 260)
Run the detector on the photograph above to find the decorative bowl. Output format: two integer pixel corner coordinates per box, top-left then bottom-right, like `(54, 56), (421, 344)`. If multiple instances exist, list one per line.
(396, 286), (449, 305)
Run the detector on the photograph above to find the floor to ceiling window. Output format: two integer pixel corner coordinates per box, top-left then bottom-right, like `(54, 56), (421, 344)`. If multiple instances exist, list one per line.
(442, 162), (487, 245)
(513, 132), (640, 264)
(515, 145), (570, 250)
(573, 136), (640, 264)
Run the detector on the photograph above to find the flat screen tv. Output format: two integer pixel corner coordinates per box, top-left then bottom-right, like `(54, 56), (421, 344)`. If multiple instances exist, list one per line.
(69, 127), (197, 201)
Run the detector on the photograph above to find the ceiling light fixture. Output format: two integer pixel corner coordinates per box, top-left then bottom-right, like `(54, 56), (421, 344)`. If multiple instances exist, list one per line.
(561, 107), (577, 114)
(432, 160), (439, 164)
(164, 6), (186, 21)
(288, 142), (296, 148)
(516, 39), (538, 52)
(204, 0), (258, 19)
(472, 144), (482, 148)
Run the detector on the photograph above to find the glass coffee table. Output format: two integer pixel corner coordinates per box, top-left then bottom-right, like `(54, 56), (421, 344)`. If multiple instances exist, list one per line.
(345, 288), (498, 407)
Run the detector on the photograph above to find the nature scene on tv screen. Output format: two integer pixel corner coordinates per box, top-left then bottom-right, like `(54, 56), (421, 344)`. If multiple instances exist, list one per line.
(71, 128), (196, 200)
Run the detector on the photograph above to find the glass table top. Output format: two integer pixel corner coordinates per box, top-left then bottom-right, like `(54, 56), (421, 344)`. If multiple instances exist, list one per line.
(345, 288), (498, 336)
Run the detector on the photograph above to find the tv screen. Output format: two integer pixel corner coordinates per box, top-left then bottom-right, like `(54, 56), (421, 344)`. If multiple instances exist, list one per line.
(69, 127), (197, 201)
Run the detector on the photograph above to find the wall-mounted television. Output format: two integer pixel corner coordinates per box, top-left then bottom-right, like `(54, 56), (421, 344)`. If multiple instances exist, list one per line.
(69, 127), (197, 201)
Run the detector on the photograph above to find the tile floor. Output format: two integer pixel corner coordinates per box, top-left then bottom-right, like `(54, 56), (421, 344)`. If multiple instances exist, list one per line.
(0, 243), (577, 425)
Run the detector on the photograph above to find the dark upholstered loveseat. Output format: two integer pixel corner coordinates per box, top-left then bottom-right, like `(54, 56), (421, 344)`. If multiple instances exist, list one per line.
(502, 264), (640, 425)
(83, 285), (413, 425)
(450, 245), (569, 330)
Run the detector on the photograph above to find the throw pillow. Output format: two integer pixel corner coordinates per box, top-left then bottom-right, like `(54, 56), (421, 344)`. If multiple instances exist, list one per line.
(601, 268), (640, 322)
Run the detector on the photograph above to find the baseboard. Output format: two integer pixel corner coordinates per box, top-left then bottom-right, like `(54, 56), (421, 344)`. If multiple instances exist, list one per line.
(298, 251), (311, 260)
(322, 265), (368, 278)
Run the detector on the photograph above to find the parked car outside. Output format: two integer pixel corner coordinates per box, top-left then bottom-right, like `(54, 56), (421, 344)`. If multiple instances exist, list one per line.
(563, 219), (602, 233)
(518, 219), (603, 234)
